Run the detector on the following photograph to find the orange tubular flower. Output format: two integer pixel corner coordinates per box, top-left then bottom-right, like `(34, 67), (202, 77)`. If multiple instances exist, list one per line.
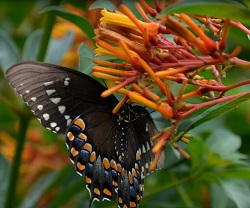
(93, 0), (250, 162)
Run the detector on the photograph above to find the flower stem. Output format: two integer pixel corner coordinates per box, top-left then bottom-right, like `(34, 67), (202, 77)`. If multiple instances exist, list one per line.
(36, 0), (61, 61)
(4, 110), (29, 208)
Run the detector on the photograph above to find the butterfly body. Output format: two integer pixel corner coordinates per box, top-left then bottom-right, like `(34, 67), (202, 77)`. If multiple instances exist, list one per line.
(6, 61), (164, 208)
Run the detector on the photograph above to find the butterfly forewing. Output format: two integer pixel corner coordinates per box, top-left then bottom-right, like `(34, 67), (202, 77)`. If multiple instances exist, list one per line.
(6, 61), (117, 134)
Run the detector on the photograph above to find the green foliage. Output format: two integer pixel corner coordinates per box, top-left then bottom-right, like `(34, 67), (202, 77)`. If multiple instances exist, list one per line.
(40, 6), (95, 44)
(161, 0), (250, 26)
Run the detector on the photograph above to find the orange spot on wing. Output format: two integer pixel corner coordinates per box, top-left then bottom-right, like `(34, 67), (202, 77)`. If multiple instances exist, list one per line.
(94, 188), (100, 195)
(86, 176), (92, 184)
(130, 201), (137, 207)
(74, 118), (85, 130)
(103, 158), (110, 169)
(71, 147), (78, 157)
(111, 160), (117, 170)
(67, 132), (74, 141)
(77, 162), (85, 171)
(103, 188), (112, 196)
(78, 133), (87, 141)
(83, 143), (92, 153)
(90, 152), (96, 163)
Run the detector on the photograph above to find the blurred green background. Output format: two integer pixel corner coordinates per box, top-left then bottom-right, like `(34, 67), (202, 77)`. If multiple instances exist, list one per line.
(1, 0), (250, 208)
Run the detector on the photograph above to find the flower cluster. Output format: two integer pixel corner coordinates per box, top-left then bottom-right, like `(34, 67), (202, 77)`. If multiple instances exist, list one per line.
(93, 0), (250, 169)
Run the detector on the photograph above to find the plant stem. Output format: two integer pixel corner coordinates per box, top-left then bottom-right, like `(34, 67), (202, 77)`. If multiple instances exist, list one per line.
(169, 172), (194, 207)
(143, 172), (192, 200)
(4, 111), (29, 208)
(36, 0), (61, 62)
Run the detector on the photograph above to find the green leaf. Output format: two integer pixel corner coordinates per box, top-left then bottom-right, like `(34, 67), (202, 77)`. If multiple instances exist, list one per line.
(160, 0), (250, 26)
(205, 129), (241, 158)
(22, 29), (42, 61)
(47, 177), (86, 208)
(78, 42), (96, 75)
(188, 139), (206, 171)
(217, 168), (250, 180)
(40, 6), (95, 43)
(0, 153), (10, 207)
(178, 92), (250, 134)
(19, 172), (58, 208)
(211, 184), (228, 208)
(23, 29), (74, 64)
(45, 31), (74, 64)
(89, 0), (117, 11)
(205, 129), (248, 167)
(0, 29), (20, 72)
(220, 179), (250, 208)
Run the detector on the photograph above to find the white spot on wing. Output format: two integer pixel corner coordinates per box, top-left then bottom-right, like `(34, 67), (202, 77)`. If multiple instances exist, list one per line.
(46, 89), (56, 96)
(25, 90), (30, 93)
(64, 77), (70, 86)
(43, 113), (50, 121)
(142, 144), (146, 153)
(67, 119), (72, 126)
(146, 142), (150, 151)
(31, 97), (37, 101)
(64, 115), (70, 120)
(44, 81), (54, 86)
(50, 97), (61, 105)
(55, 126), (60, 132)
(58, 105), (66, 114)
(37, 105), (43, 110)
(50, 122), (57, 128)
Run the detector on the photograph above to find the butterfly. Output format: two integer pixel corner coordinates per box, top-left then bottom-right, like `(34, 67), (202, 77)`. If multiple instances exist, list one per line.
(6, 61), (164, 208)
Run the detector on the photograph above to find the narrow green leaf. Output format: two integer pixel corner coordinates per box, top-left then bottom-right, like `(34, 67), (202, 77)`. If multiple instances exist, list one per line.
(22, 29), (43, 61)
(19, 172), (57, 208)
(78, 42), (96, 75)
(45, 31), (74, 64)
(89, 0), (117, 11)
(23, 29), (74, 64)
(178, 92), (250, 133)
(0, 153), (10, 207)
(40, 6), (95, 43)
(0, 29), (20, 72)
(160, 0), (250, 26)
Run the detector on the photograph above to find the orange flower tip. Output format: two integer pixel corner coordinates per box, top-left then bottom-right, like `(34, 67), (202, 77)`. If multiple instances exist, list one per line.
(152, 138), (165, 153)
(151, 132), (163, 142)
(156, 103), (173, 120)
(149, 157), (158, 171)
(101, 88), (115, 98)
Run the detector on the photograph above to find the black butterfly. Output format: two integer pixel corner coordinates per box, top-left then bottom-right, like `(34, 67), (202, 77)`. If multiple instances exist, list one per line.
(6, 61), (164, 208)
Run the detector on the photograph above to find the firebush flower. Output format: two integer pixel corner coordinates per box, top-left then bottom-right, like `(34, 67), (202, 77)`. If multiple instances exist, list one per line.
(93, 0), (250, 168)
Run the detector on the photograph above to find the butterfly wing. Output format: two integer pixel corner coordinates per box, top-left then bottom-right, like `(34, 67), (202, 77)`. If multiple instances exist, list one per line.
(66, 111), (119, 204)
(131, 106), (165, 175)
(6, 61), (117, 134)
(6, 61), (164, 208)
(117, 106), (165, 208)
